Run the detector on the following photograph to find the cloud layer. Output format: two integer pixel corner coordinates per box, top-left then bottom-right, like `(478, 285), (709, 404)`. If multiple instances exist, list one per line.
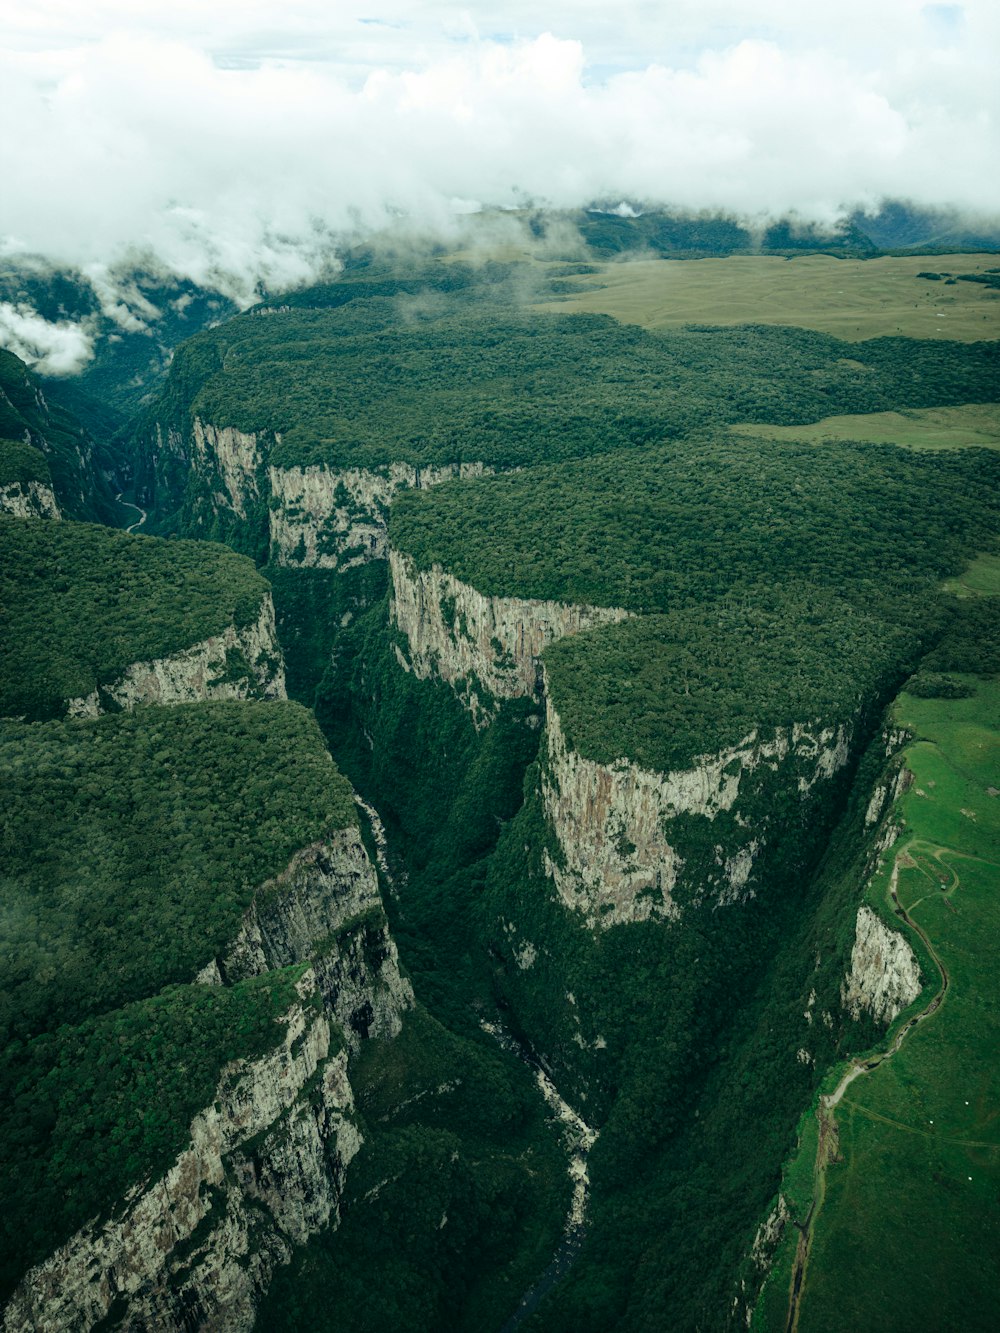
(2, 3), (998, 316)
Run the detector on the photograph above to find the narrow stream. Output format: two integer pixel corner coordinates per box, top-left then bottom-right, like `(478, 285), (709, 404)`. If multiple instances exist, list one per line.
(483, 1019), (599, 1331)
(115, 491), (147, 534)
(352, 792), (596, 1328)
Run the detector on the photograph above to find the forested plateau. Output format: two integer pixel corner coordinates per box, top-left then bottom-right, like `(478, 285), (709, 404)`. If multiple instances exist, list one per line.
(1, 223), (998, 1331)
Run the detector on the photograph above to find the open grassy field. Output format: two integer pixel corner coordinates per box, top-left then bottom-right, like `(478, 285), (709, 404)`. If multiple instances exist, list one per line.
(943, 551), (1000, 598)
(794, 677), (1000, 1331)
(731, 403), (1000, 452)
(535, 253), (1000, 341)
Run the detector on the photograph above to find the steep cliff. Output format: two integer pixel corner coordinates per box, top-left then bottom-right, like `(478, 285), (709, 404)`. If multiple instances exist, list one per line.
(3, 971), (361, 1333)
(390, 549), (630, 717)
(540, 682), (854, 928)
(3, 818), (412, 1331)
(197, 826), (413, 1045)
(0, 480), (60, 519)
(65, 591), (287, 717)
(270, 461), (494, 569)
(840, 903), (922, 1025)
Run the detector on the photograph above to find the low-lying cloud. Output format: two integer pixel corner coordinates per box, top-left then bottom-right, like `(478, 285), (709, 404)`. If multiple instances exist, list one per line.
(0, 301), (95, 375)
(1, 4), (998, 316)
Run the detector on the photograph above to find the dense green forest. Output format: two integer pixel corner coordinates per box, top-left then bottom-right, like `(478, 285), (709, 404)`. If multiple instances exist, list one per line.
(543, 594), (917, 773)
(391, 438), (1000, 614)
(136, 274), (998, 481)
(0, 517), (270, 718)
(0, 701), (355, 1043)
(2, 234), (998, 1331)
(0, 966), (309, 1302)
(0, 439), (51, 489)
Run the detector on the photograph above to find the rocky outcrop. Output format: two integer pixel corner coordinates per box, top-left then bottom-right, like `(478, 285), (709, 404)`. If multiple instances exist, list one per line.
(540, 686), (854, 929)
(66, 594), (287, 717)
(192, 417), (265, 519)
(390, 549), (631, 717)
(2, 972), (360, 1333)
(0, 480), (60, 519)
(6, 827), (411, 1331)
(268, 461), (495, 569)
(841, 904), (921, 1025)
(197, 826), (413, 1045)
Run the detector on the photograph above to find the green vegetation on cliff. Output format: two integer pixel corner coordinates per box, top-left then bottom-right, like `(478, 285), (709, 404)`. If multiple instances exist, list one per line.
(0, 439), (51, 488)
(0, 701), (355, 1043)
(0, 348), (118, 521)
(391, 439), (1000, 615)
(0, 517), (270, 719)
(0, 965), (308, 1302)
(139, 280), (998, 480)
(543, 594), (917, 774)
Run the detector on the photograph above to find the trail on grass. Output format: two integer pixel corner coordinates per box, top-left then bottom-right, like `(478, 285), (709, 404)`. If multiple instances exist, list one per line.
(784, 841), (951, 1333)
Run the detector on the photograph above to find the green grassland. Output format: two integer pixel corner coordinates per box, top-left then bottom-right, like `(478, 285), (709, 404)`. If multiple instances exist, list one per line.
(0, 701), (355, 1044)
(793, 678), (1000, 1331)
(535, 253), (1000, 341)
(943, 550), (1000, 598)
(0, 517), (270, 719)
(731, 401), (1000, 452)
(0, 439), (52, 488)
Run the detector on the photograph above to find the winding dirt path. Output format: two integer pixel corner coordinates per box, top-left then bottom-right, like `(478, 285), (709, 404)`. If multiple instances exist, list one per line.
(784, 842), (951, 1333)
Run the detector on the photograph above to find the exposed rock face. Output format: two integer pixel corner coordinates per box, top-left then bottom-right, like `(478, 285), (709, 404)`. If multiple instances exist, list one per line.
(6, 828), (411, 1331)
(541, 686), (854, 928)
(270, 461), (495, 569)
(841, 904), (921, 1025)
(390, 549), (631, 717)
(2, 972), (360, 1333)
(192, 417), (265, 519)
(200, 826), (413, 1045)
(66, 594), (287, 717)
(0, 480), (60, 520)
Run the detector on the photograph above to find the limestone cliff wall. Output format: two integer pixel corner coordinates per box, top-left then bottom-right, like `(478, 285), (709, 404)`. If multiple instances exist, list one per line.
(191, 417), (265, 519)
(197, 826), (413, 1045)
(390, 549), (631, 716)
(2, 972), (360, 1333)
(268, 461), (495, 569)
(540, 684), (854, 929)
(66, 593), (287, 717)
(0, 480), (60, 519)
(841, 904), (921, 1026)
(6, 828), (411, 1331)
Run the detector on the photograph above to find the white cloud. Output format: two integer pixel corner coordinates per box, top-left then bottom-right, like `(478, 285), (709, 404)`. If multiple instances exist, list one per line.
(0, 302), (94, 375)
(0, 4), (997, 307)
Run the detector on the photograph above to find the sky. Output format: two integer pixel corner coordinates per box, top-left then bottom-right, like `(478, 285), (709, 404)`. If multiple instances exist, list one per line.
(1, 2), (998, 369)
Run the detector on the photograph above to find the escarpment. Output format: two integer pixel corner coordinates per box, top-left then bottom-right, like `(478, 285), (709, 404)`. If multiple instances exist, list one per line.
(540, 681), (854, 928)
(389, 548), (631, 714)
(3, 972), (361, 1333)
(269, 461), (495, 569)
(196, 825), (413, 1044)
(4, 805), (411, 1331)
(0, 479), (60, 520)
(65, 591), (287, 717)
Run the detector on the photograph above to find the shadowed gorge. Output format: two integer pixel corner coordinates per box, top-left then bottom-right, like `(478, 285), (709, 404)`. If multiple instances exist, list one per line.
(1, 211), (998, 1330)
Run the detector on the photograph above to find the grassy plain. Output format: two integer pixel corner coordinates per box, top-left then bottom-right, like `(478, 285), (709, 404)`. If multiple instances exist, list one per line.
(535, 253), (1000, 341)
(791, 678), (1000, 1331)
(731, 402), (1000, 452)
